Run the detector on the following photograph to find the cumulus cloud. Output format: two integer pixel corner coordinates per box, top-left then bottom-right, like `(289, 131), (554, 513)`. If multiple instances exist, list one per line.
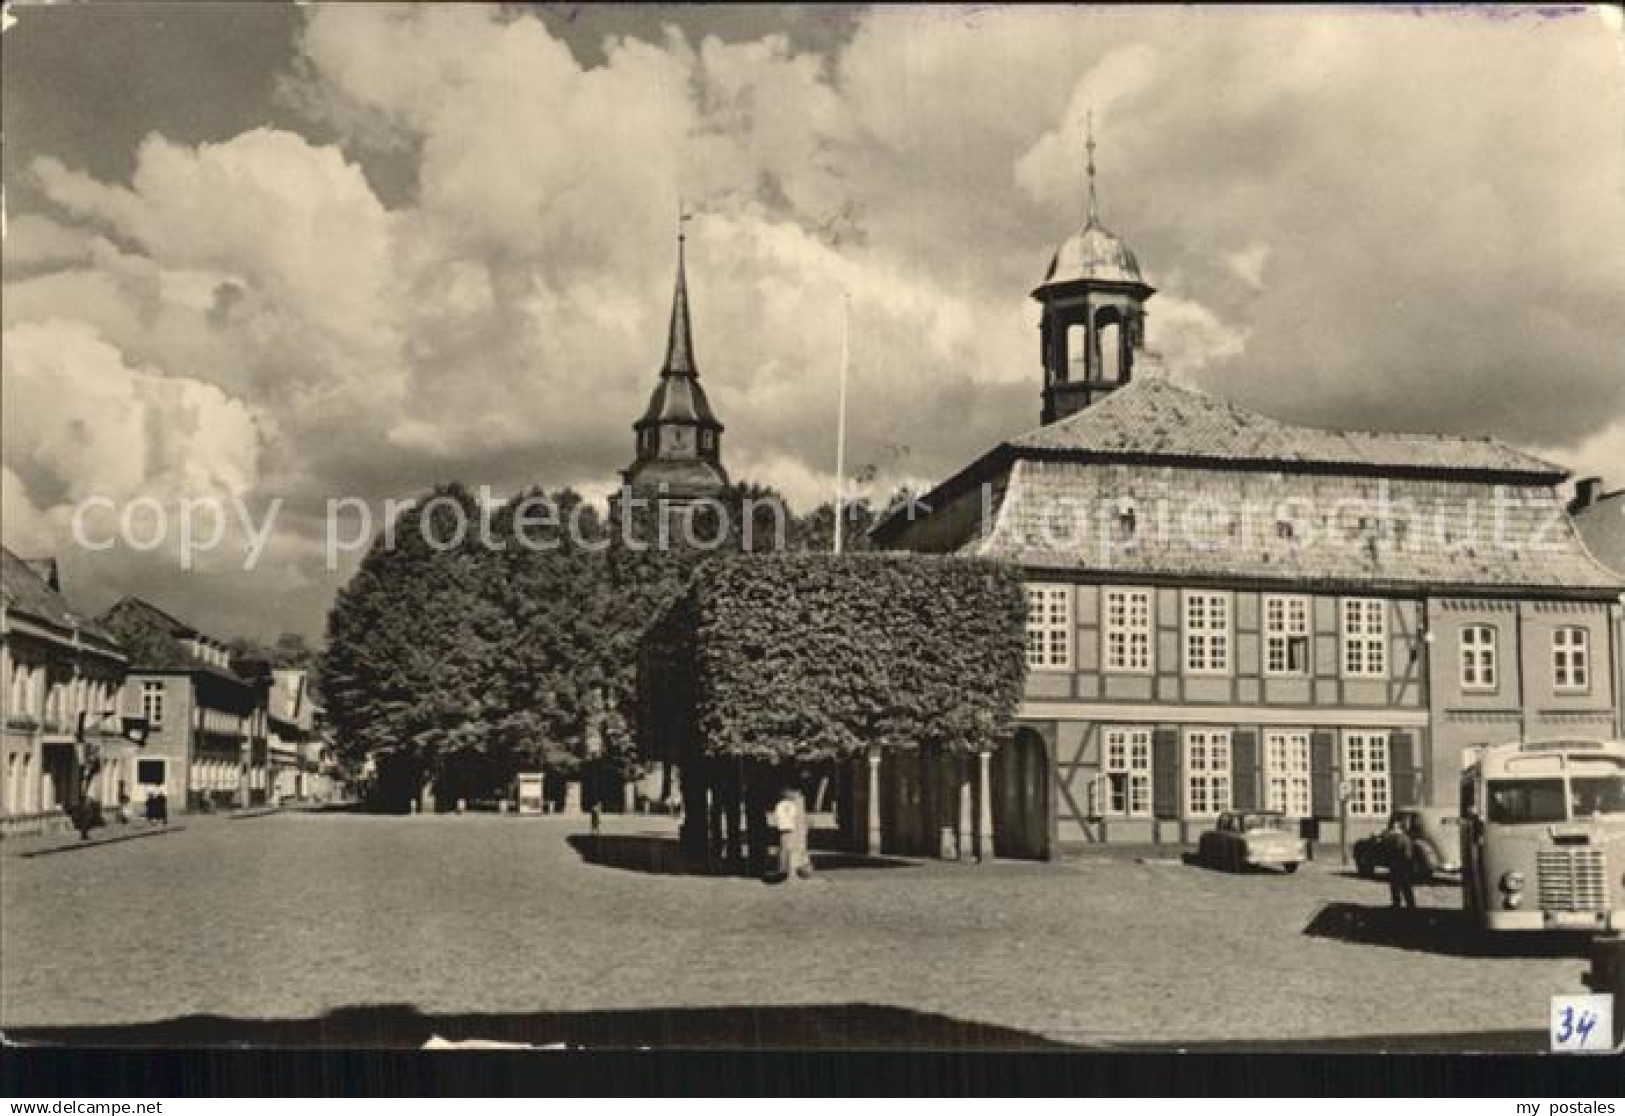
(3, 4), (1621, 639)
(2, 319), (261, 504)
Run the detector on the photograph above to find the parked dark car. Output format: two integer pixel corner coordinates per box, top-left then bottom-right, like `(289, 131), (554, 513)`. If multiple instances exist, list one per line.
(1352, 806), (1461, 880)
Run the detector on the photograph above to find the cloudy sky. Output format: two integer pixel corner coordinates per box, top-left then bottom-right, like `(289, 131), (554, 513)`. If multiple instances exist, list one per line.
(3, 3), (1623, 642)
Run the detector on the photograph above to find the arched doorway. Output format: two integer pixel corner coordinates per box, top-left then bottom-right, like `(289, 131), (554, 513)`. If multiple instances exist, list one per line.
(993, 728), (1050, 860)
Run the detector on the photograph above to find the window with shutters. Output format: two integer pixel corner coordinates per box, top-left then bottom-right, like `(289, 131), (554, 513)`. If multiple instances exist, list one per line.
(1103, 589), (1152, 673)
(1340, 598), (1387, 678)
(1263, 595), (1310, 676)
(1100, 727), (1152, 817)
(1553, 627), (1590, 692)
(1342, 730), (1391, 817)
(1183, 729), (1232, 817)
(1024, 584), (1072, 670)
(142, 681), (165, 729)
(1182, 592), (1232, 675)
(1459, 624), (1497, 692)
(1264, 730), (1312, 816)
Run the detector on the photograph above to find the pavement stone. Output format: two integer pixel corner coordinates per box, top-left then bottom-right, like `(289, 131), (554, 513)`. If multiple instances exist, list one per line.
(0, 812), (1592, 1049)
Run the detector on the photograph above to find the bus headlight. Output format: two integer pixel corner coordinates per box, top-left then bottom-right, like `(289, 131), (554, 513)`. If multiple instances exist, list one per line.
(1500, 871), (1525, 892)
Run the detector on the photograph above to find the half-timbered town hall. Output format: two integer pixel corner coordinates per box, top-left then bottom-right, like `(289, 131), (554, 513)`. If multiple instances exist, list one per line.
(874, 133), (1624, 856)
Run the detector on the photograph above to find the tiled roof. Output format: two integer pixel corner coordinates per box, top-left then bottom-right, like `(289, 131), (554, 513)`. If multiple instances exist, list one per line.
(1007, 379), (1566, 478)
(98, 596), (247, 683)
(970, 459), (1623, 593)
(1, 546), (123, 648)
(104, 594), (199, 638)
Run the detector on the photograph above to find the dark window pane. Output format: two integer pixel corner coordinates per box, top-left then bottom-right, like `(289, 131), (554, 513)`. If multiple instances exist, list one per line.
(1487, 779), (1567, 825)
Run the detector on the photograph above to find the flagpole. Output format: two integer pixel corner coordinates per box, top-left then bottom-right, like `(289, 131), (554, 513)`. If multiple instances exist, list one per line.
(834, 292), (850, 555)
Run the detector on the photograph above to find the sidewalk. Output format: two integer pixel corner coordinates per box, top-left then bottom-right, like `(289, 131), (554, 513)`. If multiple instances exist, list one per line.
(3, 819), (189, 858)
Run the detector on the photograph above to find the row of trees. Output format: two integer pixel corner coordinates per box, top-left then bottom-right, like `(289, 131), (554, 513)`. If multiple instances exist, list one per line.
(319, 482), (886, 810)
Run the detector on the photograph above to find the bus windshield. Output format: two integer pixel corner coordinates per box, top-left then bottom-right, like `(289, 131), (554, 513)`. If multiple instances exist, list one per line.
(1571, 775), (1625, 818)
(1487, 779), (1568, 825)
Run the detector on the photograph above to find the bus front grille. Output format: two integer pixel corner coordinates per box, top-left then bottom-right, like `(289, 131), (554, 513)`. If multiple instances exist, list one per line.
(1536, 848), (1607, 912)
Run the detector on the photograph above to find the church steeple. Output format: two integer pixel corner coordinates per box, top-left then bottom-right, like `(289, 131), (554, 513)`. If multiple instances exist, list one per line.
(621, 207), (728, 501)
(1032, 114), (1156, 425)
(662, 215), (696, 376)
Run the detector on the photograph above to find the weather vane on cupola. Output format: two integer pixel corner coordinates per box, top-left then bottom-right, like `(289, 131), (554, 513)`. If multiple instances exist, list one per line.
(1085, 109), (1099, 226)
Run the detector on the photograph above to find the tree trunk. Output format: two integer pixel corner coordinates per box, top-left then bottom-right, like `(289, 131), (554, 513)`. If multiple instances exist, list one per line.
(745, 763), (772, 878)
(723, 760), (744, 866)
(679, 761), (708, 857)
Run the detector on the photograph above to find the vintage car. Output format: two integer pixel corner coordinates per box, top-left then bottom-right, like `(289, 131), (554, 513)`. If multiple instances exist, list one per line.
(1196, 810), (1307, 873)
(1352, 806), (1462, 881)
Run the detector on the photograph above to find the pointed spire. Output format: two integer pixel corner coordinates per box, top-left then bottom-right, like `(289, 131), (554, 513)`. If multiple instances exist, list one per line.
(662, 201), (697, 377)
(1084, 109), (1098, 225)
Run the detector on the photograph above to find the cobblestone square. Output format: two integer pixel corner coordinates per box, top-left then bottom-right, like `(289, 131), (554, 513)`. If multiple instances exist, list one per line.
(0, 812), (1590, 1049)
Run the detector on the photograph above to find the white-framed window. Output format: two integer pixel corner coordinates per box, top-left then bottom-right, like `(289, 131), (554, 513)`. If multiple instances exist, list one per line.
(1264, 730), (1312, 817)
(1103, 588), (1153, 673)
(1459, 624), (1498, 692)
(1263, 595), (1311, 676)
(1100, 727), (1152, 817)
(43, 681), (62, 727)
(1553, 627), (1590, 692)
(1183, 729), (1233, 817)
(1183, 591), (1232, 675)
(142, 681), (165, 728)
(1343, 731), (1391, 818)
(1341, 598), (1387, 679)
(7, 664), (30, 718)
(1024, 584), (1073, 671)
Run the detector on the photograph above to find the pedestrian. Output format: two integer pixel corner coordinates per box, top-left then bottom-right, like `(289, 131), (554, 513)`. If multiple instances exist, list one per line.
(772, 786), (801, 882)
(117, 781), (131, 826)
(790, 789), (814, 880)
(1381, 815), (1417, 910)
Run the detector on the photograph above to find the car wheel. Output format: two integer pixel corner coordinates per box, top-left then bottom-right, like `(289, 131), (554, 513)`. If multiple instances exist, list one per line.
(1283, 863), (1299, 874)
(1355, 853), (1374, 878)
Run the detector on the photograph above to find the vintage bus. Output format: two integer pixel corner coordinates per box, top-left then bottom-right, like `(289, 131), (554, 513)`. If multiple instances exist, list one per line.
(1460, 739), (1625, 932)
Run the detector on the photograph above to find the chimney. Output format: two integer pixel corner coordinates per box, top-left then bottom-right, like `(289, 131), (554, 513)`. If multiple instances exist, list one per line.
(1569, 476), (1603, 515)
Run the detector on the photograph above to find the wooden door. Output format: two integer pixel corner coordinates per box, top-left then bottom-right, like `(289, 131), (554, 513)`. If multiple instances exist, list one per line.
(993, 729), (1050, 859)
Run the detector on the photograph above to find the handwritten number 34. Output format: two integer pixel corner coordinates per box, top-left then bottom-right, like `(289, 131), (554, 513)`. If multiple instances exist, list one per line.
(1556, 1006), (1597, 1044)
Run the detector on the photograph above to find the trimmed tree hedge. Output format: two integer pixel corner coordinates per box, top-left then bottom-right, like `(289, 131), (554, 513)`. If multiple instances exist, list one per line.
(640, 554), (1028, 765)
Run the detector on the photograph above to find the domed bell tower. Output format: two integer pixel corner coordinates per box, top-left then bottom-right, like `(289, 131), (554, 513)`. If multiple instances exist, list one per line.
(1033, 114), (1155, 425)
